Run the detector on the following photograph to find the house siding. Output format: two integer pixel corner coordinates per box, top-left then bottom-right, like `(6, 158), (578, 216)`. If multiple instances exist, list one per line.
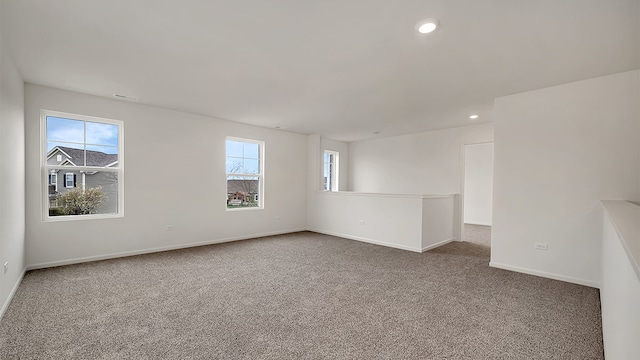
(84, 172), (118, 214)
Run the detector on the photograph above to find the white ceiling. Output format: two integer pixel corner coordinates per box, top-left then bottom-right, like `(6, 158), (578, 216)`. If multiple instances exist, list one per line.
(2, 0), (639, 141)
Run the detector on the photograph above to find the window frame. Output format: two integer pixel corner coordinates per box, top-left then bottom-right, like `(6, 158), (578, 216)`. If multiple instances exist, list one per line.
(64, 173), (75, 188)
(41, 110), (124, 221)
(323, 150), (339, 191)
(225, 137), (264, 211)
(48, 171), (58, 191)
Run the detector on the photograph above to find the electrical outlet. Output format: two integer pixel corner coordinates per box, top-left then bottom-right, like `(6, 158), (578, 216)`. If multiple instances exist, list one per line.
(165, 225), (175, 231)
(3, 262), (8, 274)
(275, 215), (281, 221)
(534, 243), (548, 250)
(359, 220), (365, 225)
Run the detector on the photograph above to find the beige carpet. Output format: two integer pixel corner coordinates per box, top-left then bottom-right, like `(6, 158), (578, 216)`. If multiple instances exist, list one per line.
(0, 231), (603, 359)
(463, 223), (492, 246)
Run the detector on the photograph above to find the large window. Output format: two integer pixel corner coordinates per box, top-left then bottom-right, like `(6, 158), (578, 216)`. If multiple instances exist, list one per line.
(42, 110), (123, 219)
(323, 150), (339, 191)
(226, 138), (263, 209)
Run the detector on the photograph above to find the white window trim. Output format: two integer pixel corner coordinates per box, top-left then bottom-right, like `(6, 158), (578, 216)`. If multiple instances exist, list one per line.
(41, 110), (125, 221)
(226, 136), (264, 211)
(323, 150), (339, 192)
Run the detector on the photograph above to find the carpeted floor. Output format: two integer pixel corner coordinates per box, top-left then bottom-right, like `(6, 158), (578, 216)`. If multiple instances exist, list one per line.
(0, 229), (603, 359)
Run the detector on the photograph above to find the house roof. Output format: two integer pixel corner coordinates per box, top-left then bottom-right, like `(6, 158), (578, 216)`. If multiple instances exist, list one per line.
(48, 146), (118, 167)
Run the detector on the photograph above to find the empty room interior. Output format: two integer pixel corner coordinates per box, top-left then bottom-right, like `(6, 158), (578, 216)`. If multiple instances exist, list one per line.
(1, 1), (639, 359)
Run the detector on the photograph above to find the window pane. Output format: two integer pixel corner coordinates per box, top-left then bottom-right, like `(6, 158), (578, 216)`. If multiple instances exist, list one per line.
(64, 173), (74, 188)
(227, 176), (259, 208)
(226, 140), (243, 157)
(85, 145), (119, 167)
(226, 157), (244, 173)
(49, 172), (119, 216)
(226, 138), (262, 209)
(323, 151), (338, 191)
(86, 121), (119, 146)
(244, 142), (259, 159)
(243, 159), (260, 174)
(47, 116), (84, 143)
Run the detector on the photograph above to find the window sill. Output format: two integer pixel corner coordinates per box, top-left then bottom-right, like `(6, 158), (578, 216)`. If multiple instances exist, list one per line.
(43, 213), (124, 222)
(226, 206), (264, 212)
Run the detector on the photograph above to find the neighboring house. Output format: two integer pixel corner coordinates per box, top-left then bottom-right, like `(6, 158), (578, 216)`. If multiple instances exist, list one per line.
(47, 146), (119, 214)
(226, 179), (259, 206)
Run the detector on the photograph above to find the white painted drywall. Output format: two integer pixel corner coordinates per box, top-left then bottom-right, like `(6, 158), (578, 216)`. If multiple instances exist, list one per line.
(463, 143), (494, 226)
(491, 70), (640, 287)
(306, 134), (322, 226)
(309, 192), (424, 251)
(308, 192), (457, 252)
(600, 201), (640, 359)
(321, 137), (349, 191)
(0, 29), (26, 317)
(24, 84), (308, 268)
(349, 123), (494, 194)
(421, 195), (458, 250)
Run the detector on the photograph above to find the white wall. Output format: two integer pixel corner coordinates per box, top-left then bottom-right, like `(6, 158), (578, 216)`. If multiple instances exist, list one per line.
(321, 137), (349, 191)
(0, 25), (26, 317)
(421, 195), (458, 250)
(308, 192), (457, 252)
(491, 70), (640, 287)
(463, 143), (494, 225)
(309, 192), (423, 251)
(349, 123), (494, 194)
(600, 201), (640, 360)
(24, 84), (308, 268)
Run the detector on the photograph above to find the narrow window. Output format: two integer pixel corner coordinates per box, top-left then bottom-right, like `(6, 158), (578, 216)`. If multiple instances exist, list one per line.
(323, 150), (339, 191)
(226, 138), (263, 209)
(48, 171), (58, 193)
(49, 172), (57, 186)
(65, 173), (75, 188)
(43, 110), (123, 219)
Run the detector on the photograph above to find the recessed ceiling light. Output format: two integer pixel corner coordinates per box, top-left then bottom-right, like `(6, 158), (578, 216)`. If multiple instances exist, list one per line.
(469, 114), (479, 120)
(417, 19), (438, 34)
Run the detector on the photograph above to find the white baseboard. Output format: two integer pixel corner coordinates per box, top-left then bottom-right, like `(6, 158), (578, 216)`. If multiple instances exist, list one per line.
(489, 261), (600, 289)
(0, 268), (26, 321)
(26, 228), (307, 271)
(464, 222), (492, 226)
(308, 229), (422, 253)
(421, 238), (456, 252)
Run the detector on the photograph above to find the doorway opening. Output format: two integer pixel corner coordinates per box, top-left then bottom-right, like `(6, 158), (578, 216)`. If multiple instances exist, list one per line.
(461, 142), (494, 250)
